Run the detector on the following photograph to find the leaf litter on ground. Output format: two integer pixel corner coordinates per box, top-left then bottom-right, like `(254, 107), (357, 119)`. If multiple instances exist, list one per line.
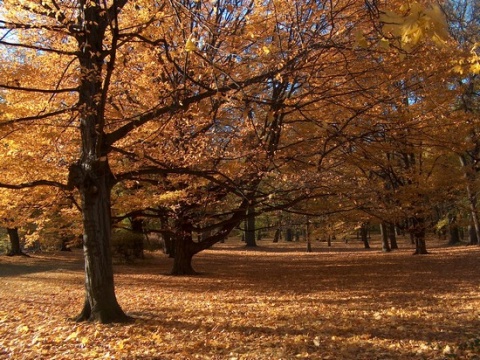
(1, 236), (480, 359)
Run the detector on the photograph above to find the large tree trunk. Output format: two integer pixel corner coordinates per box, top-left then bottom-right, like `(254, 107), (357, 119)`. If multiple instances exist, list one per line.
(6, 228), (27, 256)
(72, 2), (128, 323)
(131, 217), (145, 259)
(75, 163), (129, 323)
(244, 206), (256, 247)
(171, 231), (197, 275)
(273, 228), (281, 243)
(285, 228), (294, 242)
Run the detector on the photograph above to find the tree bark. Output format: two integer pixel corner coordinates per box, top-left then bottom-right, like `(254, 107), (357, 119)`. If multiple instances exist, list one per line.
(388, 223), (399, 250)
(469, 224), (478, 245)
(459, 155), (480, 246)
(273, 228), (281, 243)
(411, 217), (428, 255)
(244, 206), (256, 247)
(75, 162), (130, 323)
(72, 1), (128, 323)
(285, 228), (293, 242)
(380, 222), (391, 252)
(6, 228), (28, 256)
(130, 217), (145, 259)
(305, 217), (312, 253)
(361, 223), (370, 249)
(448, 221), (461, 246)
(171, 232), (197, 275)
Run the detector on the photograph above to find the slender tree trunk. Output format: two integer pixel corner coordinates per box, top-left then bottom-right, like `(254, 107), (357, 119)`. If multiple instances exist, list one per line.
(306, 217), (312, 253)
(244, 206), (256, 247)
(448, 222), (461, 246)
(388, 223), (399, 249)
(60, 238), (72, 252)
(380, 222), (391, 252)
(460, 155), (480, 246)
(466, 183), (480, 245)
(164, 232), (175, 257)
(159, 215), (175, 257)
(361, 223), (370, 249)
(6, 228), (27, 256)
(469, 224), (478, 245)
(412, 217), (428, 255)
(273, 212), (283, 243)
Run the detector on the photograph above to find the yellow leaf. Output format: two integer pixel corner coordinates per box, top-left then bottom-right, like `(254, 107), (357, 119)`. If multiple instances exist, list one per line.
(185, 37), (197, 52)
(18, 325), (30, 333)
(65, 331), (79, 341)
(470, 62), (480, 74)
(452, 65), (463, 74)
(378, 38), (390, 50)
(262, 46), (271, 55)
(354, 30), (368, 49)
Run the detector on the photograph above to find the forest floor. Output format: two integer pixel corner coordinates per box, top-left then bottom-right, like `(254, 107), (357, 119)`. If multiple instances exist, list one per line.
(1, 236), (480, 359)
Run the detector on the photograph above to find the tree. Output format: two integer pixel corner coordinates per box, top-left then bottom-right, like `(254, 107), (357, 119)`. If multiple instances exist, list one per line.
(442, 0), (480, 245)
(0, 0), (317, 304)
(5, 227), (24, 256)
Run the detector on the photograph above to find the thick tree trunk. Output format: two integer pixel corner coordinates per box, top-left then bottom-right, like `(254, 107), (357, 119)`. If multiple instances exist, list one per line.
(388, 223), (399, 250)
(171, 232), (197, 275)
(414, 236), (428, 254)
(75, 168), (130, 323)
(273, 228), (281, 243)
(131, 217), (145, 259)
(469, 224), (478, 245)
(448, 223), (461, 245)
(70, 2), (129, 323)
(361, 223), (370, 249)
(6, 228), (27, 256)
(285, 228), (293, 242)
(380, 222), (391, 252)
(244, 206), (256, 247)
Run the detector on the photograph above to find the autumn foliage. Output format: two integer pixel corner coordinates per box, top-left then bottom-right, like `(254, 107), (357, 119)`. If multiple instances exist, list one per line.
(0, 0), (480, 329)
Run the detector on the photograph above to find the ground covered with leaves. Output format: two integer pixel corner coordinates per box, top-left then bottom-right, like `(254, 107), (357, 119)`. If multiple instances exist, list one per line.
(1, 237), (480, 359)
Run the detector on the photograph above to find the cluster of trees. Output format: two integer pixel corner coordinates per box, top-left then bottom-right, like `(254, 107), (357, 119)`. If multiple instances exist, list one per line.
(0, 0), (478, 322)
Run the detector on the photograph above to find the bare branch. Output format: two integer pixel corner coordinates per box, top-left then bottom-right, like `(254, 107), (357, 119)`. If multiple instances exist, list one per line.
(0, 84), (78, 93)
(0, 180), (69, 191)
(0, 108), (74, 127)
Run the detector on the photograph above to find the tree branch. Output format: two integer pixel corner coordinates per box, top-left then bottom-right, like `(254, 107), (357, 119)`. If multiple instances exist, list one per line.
(0, 84), (78, 93)
(0, 180), (70, 191)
